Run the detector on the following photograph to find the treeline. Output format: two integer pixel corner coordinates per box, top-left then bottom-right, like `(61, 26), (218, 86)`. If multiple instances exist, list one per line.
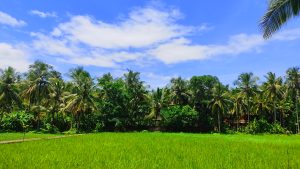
(0, 61), (300, 134)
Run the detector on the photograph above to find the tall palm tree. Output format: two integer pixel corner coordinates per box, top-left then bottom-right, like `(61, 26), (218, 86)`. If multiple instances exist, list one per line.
(0, 67), (22, 120)
(21, 61), (54, 129)
(147, 88), (165, 125)
(286, 67), (300, 133)
(234, 73), (259, 123)
(49, 75), (65, 126)
(263, 72), (283, 123)
(229, 91), (245, 131)
(64, 67), (95, 131)
(260, 0), (300, 38)
(209, 82), (230, 132)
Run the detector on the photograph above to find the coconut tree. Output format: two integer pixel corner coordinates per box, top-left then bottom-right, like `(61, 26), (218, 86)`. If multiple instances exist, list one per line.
(64, 67), (95, 131)
(286, 67), (300, 133)
(234, 73), (259, 123)
(229, 91), (246, 131)
(21, 61), (54, 129)
(209, 82), (230, 132)
(124, 70), (150, 129)
(49, 74), (65, 126)
(263, 72), (283, 123)
(253, 90), (271, 120)
(22, 61), (53, 110)
(261, 0), (300, 38)
(170, 77), (190, 105)
(147, 88), (166, 125)
(0, 67), (22, 120)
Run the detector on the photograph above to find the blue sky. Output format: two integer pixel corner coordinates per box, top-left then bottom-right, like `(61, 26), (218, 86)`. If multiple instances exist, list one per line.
(1, 0), (300, 88)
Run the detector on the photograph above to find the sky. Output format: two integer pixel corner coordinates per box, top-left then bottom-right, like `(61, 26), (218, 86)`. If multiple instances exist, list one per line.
(1, 0), (300, 88)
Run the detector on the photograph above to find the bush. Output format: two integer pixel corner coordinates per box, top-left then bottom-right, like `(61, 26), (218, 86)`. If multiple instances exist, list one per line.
(270, 123), (287, 134)
(161, 105), (198, 132)
(245, 119), (287, 134)
(0, 111), (34, 132)
(41, 123), (59, 133)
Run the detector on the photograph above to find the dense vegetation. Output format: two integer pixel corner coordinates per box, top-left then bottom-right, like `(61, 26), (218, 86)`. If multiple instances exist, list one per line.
(0, 60), (300, 134)
(1, 133), (300, 169)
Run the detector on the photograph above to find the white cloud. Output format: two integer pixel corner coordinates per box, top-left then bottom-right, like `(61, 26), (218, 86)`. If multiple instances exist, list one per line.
(50, 7), (192, 49)
(30, 10), (57, 18)
(0, 11), (26, 27)
(150, 34), (265, 64)
(0, 43), (30, 72)
(28, 5), (300, 68)
(272, 28), (300, 41)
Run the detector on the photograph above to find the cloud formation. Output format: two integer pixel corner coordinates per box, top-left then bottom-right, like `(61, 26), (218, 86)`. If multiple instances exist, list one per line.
(9, 5), (300, 71)
(0, 43), (30, 71)
(30, 10), (57, 18)
(0, 11), (26, 27)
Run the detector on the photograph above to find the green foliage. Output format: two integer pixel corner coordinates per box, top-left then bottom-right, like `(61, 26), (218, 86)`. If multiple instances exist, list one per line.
(0, 60), (300, 134)
(0, 111), (34, 131)
(41, 123), (59, 134)
(161, 105), (198, 132)
(245, 119), (287, 134)
(261, 0), (300, 38)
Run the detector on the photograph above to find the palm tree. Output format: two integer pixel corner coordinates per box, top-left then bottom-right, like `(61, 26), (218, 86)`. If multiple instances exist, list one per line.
(170, 77), (190, 105)
(49, 75), (65, 126)
(64, 67), (95, 131)
(21, 61), (54, 129)
(22, 61), (53, 110)
(260, 0), (300, 38)
(286, 67), (300, 133)
(234, 73), (259, 123)
(253, 90), (271, 120)
(147, 88), (165, 126)
(124, 70), (150, 128)
(0, 67), (22, 120)
(263, 72), (283, 123)
(230, 91), (245, 131)
(209, 82), (230, 132)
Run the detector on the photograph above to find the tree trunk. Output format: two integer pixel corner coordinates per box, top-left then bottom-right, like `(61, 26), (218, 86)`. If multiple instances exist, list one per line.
(273, 102), (276, 123)
(236, 114), (239, 132)
(296, 90), (300, 134)
(218, 112), (221, 133)
(247, 97), (250, 123)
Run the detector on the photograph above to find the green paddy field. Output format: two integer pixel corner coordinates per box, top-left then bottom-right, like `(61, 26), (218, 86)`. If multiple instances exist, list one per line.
(0, 133), (299, 169)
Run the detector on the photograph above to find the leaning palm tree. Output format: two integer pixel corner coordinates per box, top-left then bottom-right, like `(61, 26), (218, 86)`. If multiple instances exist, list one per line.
(64, 67), (95, 131)
(261, 0), (300, 38)
(286, 67), (300, 133)
(234, 73), (259, 123)
(209, 82), (230, 132)
(263, 72), (283, 123)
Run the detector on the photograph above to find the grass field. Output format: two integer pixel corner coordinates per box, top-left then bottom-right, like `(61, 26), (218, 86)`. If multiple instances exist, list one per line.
(0, 133), (299, 169)
(0, 132), (62, 141)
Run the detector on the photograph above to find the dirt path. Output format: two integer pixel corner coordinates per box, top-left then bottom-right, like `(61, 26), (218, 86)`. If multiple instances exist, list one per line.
(0, 134), (82, 144)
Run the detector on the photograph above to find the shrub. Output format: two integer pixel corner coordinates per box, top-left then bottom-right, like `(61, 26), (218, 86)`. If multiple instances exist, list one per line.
(41, 123), (59, 134)
(245, 119), (287, 134)
(270, 123), (287, 134)
(0, 111), (34, 132)
(161, 105), (198, 132)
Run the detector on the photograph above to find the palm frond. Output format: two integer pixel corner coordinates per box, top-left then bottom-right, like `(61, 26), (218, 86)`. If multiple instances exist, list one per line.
(260, 0), (300, 39)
